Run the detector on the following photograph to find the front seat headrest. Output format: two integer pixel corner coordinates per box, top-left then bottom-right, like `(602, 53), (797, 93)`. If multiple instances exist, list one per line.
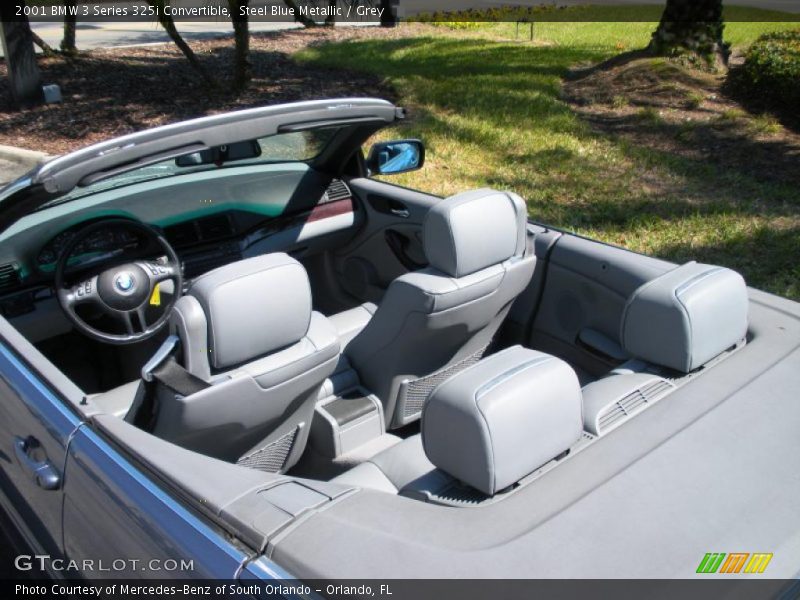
(422, 346), (583, 496)
(620, 262), (748, 373)
(182, 253), (312, 370)
(423, 188), (528, 278)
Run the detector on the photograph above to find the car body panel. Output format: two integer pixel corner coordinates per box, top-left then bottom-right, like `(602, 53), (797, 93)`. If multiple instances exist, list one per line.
(62, 425), (248, 579)
(0, 341), (78, 564)
(267, 290), (800, 579)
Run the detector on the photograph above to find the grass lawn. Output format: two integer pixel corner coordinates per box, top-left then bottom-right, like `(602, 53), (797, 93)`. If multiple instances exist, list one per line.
(296, 18), (800, 300)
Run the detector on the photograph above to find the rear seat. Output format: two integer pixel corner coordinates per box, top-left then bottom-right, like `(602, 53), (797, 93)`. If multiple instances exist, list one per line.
(582, 261), (749, 435)
(618, 261), (748, 374)
(332, 346), (584, 499)
(332, 262), (750, 496)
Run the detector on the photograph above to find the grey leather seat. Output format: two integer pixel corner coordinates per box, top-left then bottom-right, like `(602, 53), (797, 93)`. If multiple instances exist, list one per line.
(333, 346), (584, 499)
(151, 253), (340, 473)
(618, 261), (748, 373)
(580, 262), (749, 437)
(336, 189), (536, 429)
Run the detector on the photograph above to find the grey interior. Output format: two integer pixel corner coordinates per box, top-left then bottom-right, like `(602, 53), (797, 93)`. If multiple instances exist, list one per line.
(151, 253), (340, 470)
(339, 188), (536, 428)
(0, 98), (796, 579)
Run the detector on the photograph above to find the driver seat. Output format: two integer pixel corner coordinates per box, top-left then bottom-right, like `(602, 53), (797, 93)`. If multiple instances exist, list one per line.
(147, 253), (339, 472)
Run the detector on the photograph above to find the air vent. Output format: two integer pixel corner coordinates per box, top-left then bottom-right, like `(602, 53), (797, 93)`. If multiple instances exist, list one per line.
(430, 481), (489, 507)
(324, 179), (351, 203)
(164, 221), (199, 247)
(197, 214), (234, 240)
(597, 379), (673, 433)
(0, 263), (21, 292)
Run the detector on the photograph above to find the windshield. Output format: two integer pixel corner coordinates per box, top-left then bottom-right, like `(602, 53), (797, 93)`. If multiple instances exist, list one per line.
(39, 128), (341, 209)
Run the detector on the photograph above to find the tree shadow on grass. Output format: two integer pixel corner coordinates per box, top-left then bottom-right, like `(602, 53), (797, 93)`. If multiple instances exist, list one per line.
(314, 36), (800, 297)
(301, 36), (609, 131)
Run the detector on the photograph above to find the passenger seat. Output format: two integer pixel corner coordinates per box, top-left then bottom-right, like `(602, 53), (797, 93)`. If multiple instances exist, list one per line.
(329, 188), (536, 430)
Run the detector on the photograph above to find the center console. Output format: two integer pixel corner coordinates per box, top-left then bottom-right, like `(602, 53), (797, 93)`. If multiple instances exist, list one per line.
(308, 360), (386, 459)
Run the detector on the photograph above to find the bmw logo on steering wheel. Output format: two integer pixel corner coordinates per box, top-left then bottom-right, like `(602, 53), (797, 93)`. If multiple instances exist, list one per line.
(114, 271), (136, 294)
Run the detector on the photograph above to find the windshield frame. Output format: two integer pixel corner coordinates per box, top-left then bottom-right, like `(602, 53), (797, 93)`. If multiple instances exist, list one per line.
(0, 99), (403, 235)
(36, 126), (348, 211)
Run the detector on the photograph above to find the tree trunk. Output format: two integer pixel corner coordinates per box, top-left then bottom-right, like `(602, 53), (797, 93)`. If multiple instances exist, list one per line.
(31, 30), (56, 56)
(380, 0), (397, 28)
(146, 1), (217, 88)
(324, 0), (337, 26)
(0, 3), (44, 108)
(283, 0), (317, 28)
(61, 0), (77, 54)
(650, 0), (728, 64)
(228, 1), (252, 90)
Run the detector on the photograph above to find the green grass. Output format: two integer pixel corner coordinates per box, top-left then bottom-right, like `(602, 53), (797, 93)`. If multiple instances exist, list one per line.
(297, 20), (800, 299)
(685, 91), (705, 109)
(748, 113), (783, 135)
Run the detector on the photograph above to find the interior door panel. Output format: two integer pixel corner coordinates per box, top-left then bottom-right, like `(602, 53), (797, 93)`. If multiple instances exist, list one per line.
(332, 178), (440, 304)
(529, 234), (674, 376)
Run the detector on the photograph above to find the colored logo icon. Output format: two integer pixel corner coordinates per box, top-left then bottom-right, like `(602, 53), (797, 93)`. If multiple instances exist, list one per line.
(696, 552), (773, 574)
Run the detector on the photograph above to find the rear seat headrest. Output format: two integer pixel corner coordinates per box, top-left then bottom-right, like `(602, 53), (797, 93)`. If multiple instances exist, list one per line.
(421, 346), (583, 496)
(620, 262), (748, 373)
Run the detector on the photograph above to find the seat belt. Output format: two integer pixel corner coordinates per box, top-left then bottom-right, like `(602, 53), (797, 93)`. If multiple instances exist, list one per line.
(149, 357), (210, 396)
(128, 335), (210, 430)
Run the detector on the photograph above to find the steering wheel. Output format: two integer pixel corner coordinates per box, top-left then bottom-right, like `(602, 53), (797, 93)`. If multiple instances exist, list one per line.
(55, 219), (183, 345)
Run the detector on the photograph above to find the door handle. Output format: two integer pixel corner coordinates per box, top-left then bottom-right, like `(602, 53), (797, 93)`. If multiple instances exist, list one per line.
(14, 436), (61, 491)
(367, 194), (411, 218)
(390, 207), (410, 218)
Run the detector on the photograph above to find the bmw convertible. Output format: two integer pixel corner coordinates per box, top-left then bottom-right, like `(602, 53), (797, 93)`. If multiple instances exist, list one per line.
(0, 98), (798, 584)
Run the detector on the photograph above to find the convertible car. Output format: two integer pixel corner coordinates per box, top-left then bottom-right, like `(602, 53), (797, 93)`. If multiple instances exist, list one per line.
(0, 98), (798, 584)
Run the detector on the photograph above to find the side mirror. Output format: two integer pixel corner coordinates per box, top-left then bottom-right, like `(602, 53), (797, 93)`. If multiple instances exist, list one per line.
(366, 139), (425, 175)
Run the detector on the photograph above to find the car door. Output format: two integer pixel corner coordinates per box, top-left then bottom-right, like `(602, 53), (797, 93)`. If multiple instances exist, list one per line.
(333, 177), (439, 304)
(0, 319), (81, 565)
(61, 421), (249, 579)
(0, 318), (252, 581)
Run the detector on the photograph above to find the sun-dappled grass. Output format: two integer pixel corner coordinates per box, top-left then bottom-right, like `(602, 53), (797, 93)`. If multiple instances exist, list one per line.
(296, 21), (800, 299)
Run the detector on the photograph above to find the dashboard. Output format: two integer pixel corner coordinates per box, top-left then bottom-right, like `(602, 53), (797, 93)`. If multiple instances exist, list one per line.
(36, 226), (142, 269)
(0, 175), (359, 322)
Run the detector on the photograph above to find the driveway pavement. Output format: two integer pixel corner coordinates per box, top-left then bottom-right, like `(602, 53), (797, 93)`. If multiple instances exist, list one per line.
(28, 19), (304, 54)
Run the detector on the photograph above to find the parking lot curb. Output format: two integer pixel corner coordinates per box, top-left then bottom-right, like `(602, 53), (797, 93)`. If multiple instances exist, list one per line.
(0, 145), (53, 187)
(0, 144), (51, 168)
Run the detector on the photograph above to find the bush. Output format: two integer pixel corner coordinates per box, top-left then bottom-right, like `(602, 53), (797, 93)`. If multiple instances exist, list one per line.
(740, 30), (800, 111)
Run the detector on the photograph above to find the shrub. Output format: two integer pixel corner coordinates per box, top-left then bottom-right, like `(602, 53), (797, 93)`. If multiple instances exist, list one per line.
(740, 30), (800, 111)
